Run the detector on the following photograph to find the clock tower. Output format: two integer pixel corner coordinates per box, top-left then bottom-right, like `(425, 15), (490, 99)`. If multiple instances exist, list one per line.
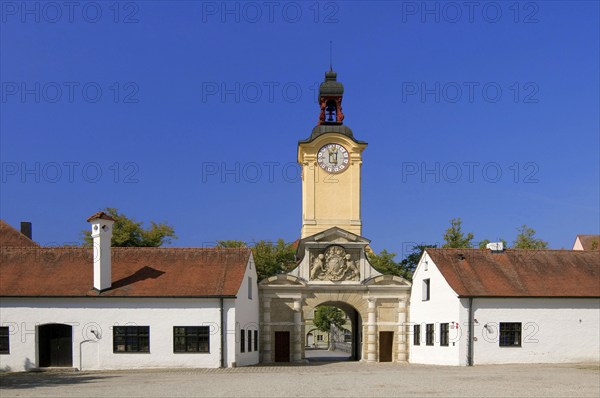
(298, 69), (367, 238)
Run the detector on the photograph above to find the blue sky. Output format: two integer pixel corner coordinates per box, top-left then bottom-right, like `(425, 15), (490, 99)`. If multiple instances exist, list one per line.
(1, 1), (598, 256)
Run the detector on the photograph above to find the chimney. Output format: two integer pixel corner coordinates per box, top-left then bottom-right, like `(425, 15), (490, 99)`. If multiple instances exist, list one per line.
(20, 222), (32, 240)
(486, 242), (504, 253)
(87, 212), (115, 291)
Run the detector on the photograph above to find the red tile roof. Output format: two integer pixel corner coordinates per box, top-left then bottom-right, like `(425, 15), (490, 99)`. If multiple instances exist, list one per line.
(0, 247), (251, 297)
(86, 211), (116, 222)
(426, 248), (600, 297)
(575, 235), (600, 251)
(0, 220), (39, 248)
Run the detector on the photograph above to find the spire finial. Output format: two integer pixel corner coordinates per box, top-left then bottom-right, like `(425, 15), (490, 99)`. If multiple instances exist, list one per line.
(329, 41), (333, 72)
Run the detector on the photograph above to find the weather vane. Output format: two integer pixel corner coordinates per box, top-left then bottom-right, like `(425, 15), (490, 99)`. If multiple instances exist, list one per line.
(329, 40), (333, 71)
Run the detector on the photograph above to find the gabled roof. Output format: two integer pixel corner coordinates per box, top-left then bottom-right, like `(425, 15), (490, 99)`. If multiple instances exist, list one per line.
(86, 211), (116, 222)
(0, 220), (38, 248)
(426, 248), (600, 298)
(0, 247), (251, 297)
(296, 227), (370, 258)
(574, 235), (600, 251)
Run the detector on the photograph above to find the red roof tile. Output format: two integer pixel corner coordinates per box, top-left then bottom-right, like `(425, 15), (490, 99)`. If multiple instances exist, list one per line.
(0, 247), (251, 297)
(0, 220), (39, 248)
(426, 248), (600, 297)
(86, 211), (116, 222)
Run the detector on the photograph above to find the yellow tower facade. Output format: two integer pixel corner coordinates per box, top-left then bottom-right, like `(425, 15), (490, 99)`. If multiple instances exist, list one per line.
(298, 70), (367, 238)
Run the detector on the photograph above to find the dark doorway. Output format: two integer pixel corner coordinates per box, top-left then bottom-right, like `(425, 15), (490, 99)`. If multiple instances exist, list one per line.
(379, 331), (394, 362)
(274, 331), (290, 362)
(39, 324), (73, 367)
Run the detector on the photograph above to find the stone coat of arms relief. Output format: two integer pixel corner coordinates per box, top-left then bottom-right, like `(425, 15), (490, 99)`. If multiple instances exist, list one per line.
(309, 245), (360, 281)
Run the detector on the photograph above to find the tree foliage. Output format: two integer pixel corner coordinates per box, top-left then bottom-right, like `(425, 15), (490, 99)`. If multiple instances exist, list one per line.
(368, 246), (435, 280)
(512, 225), (548, 249)
(217, 239), (296, 281)
(82, 208), (176, 247)
(216, 240), (247, 248)
(313, 306), (346, 333)
(367, 249), (403, 277)
(442, 218), (474, 248)
(400, 244), (437, 276)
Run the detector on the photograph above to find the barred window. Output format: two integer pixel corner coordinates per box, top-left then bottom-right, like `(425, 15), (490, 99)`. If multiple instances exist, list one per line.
(0, 327), (9, 354)
(241, 329), (245, 353)
(440, 323), (449, 346)
(426, 324), (434, 346)
(413, 324), (420, 346)
(499, 323), (521, 347)
(113, 326), (149, 353)
(254, 330), (258, 351)
(247, 329), (252, 352)
(173, 327), (210, 353)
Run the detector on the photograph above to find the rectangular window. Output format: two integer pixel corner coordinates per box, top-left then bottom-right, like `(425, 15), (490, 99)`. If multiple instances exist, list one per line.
(247, 329), (252, 352)
(0, 327), (9, 354)
(426, 324), (434, 346)
(499, 322), (522, 347)
(440, 323), (449, 346)
(317, 335), (323, 341)
(241, 329), (245, 353)
(413, 324), (420, 346)
(248, 277), (253, 300)
(254, 330), (258, 351)
(173, 327), (210, 353)
(113, 326), (149, 353)
(422, 279), (430, 301)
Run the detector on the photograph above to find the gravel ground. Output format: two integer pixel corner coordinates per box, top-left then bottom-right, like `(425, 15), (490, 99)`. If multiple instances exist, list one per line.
(1, 361), (598, 397)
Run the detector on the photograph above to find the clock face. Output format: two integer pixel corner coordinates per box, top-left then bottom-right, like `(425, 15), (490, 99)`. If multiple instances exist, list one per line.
(317, 144), (350, 174)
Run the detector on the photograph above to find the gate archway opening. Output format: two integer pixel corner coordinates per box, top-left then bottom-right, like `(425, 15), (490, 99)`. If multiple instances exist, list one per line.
(304, 301), (362, 362)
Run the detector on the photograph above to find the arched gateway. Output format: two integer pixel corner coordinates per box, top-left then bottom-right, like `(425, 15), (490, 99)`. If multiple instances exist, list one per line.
(259, 228), (411, 363)
(259, 68), (411, 363)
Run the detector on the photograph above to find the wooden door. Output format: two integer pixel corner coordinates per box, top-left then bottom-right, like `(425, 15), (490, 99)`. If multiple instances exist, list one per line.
(274, 331), (290, 362)
(39, 324), (73, 367)
(379, 331), (393, 362)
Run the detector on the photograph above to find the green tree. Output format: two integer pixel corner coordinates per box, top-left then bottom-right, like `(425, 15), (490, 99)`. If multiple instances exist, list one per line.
(512, 225), (548, 249)
(367, 249), (404, 278)
(313, 306), (346, 350)
(218, 239), (296, 281)
(216, 240), (247, 248)
(82, 208), (176, 247)
(442, 218), (474, 248)
(368, 246), (435, 280)
(400, 244), (437, 278)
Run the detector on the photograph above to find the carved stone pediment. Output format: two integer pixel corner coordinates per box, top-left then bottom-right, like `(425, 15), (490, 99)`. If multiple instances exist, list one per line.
(309, 245), (360, 281)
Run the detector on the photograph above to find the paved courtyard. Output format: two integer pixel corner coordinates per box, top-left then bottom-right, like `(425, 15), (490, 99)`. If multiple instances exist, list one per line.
(1, 361), (598, 397)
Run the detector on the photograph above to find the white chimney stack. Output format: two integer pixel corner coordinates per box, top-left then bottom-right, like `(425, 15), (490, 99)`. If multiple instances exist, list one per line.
(486, 241), (504, 252)
(87, 211), (115, 291)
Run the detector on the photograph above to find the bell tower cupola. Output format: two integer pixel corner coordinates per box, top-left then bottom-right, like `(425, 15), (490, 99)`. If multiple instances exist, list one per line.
(298, 69), (367, 238)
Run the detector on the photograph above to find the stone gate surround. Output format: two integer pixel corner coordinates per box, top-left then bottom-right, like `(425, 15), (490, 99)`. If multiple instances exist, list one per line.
(259, 228), (411, 363)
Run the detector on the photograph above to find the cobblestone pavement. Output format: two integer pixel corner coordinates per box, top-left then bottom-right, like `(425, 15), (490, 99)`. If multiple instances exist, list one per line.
(1, 362), (598, 397)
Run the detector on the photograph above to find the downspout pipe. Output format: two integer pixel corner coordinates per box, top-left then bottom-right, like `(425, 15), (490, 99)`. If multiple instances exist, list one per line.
(220, 297), (225, 368)
(467, 297), (474, 366)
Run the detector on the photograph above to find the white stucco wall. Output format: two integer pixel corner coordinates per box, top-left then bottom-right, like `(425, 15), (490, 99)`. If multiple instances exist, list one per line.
(409, 252), (600, 366)
(472, 298), (600, 364)
(233, 254), (259, 367)
(572, 237), (584, 250)
(0, 298), (228, 372)
(409, 252), (466, 366)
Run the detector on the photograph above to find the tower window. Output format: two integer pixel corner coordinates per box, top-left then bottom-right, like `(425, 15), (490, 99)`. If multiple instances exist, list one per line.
(325, 100), (337, 122)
